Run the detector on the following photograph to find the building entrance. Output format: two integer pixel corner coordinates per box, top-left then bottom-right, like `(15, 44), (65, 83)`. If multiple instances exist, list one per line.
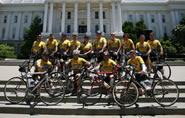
(79, 26), (87, 33)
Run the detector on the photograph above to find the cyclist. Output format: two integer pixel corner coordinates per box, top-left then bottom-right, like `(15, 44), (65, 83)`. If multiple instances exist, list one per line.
(136, 34), (151, 72)
(69, 32), (81, 56)
(147, 32), (165, 78)
(127, 50), (150, 94)
(58, 32), (70, 71)
(46, 34), (58, 57)
(31, 34), (46, 60)
(65, 50), (90, 95)
(93, 51), (117, 90)
(108, 32), (121, 63)
(80, 35), (92, 61)
(147, 32), (163, 62)
(33, 52), (52, 95)
(92, 30), (107, 63)
(122, 33), (135, 55)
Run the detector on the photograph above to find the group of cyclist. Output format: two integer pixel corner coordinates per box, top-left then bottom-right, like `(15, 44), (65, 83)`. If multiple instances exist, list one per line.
(31, 30), (164, 95)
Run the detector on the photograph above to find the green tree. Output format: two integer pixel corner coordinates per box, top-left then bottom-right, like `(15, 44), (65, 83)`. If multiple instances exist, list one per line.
(122, 19), (147, 44)
(172, 17), (185, 45)
(0, 44), (17, 58)
(19, 16), (43, 58)
(122, 21), (137, 43)
(135, 19), (147, 38)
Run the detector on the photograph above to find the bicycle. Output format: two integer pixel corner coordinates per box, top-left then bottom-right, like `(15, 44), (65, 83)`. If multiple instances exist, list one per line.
(112, 67), (179, 107)
(4, 66), (65, 106)
(77, 70), (117, 106)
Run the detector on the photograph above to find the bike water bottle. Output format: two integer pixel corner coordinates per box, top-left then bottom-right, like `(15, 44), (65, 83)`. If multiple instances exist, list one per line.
(27, 77), (33, 88)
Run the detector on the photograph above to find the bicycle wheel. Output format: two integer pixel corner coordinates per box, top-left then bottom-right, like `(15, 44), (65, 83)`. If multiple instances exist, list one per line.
(112, 80), (139, 107)
(153, 79), (179, 107)
(157, 62), (171, 79)
(39, 75), (66, 105)
(77, 76), (102, 106)
(4, 77), (27, 104)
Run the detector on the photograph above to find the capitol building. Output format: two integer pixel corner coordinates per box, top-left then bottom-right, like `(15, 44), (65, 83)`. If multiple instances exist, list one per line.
(0, 0), (185, 49)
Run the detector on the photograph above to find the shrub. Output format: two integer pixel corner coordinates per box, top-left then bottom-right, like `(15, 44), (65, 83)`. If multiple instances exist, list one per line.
(0, 44), (17, 58)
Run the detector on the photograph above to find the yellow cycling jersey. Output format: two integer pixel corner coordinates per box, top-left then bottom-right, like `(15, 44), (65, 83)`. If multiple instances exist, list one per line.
(136, 42), (151, 54)
(46, 39), (58, 50)
(35, 59), (52, 72)
(70, 57), (87, 69)
(93, 37), (107, 50)
(32, 41), (46, 53)
(70, 40), (81, 51)
(100, 59), (117, 72)
(80, 42), (92, 52)
(147, 40), (162, 51)
(108, 38), (121, 50)
(58, 39), (70, 51)
(128, 56), (145, 72)
(122, 39), (134, 49)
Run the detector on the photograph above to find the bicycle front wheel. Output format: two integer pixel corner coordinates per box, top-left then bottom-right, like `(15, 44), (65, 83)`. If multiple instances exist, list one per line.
(39, 75), (66, 105)
(4, 77), (27, 104)
(77, 77), (102, 106)
(153, 79), (179, 107)
(157, 62), (171, 79)
(112, 80), (139, 107)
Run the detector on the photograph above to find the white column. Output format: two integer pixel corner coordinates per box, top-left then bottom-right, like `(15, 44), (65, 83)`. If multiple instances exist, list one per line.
(111, 0), (116, 32)
(170, 10), (176, 29)
(74, 0), (78, 34)
(146, 12), (151, 30)
(136, 12), (139, 22)
(86, 0), (91, 36)
(175, 10), (179, 25)
(48, 2), (54, 33)
(117, 0), (123, 36)
(4, 14), (11, 40)
(43, 2), (48, 33)
(157, 12), (164, 38)
(61, 1), (66, 33)
(15, 13), (22, 40)
(99, 0), (104, 33)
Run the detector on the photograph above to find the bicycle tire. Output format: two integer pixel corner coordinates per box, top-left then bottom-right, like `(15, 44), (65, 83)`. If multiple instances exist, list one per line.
(77, 76), (102, 106)
(153, 79), (179, 107)
(159, 62), (171, 79)
(112, 80), (139, 107)
(4, 77), (27, 104)
(39, 75), (66, 105)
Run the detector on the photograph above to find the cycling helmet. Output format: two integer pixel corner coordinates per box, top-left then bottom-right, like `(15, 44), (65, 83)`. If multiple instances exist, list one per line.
(73, 50), (80, 55)
(97, 30), (102, 35)
(62, 32), (67, 36)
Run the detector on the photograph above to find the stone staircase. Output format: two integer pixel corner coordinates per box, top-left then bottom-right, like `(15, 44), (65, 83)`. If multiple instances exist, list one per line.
(0, 79), (185, 115)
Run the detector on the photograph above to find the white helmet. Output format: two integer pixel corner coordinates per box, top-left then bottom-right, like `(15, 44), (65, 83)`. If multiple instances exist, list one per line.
(73, 50), (80, 55)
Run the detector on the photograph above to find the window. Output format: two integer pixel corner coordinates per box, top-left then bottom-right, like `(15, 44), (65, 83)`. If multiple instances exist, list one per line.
(67, 12), (71, 19)
(103, 11), (105, 19)
(151, 15), (155, 23)
(14, 16), (18, 23)
(12, 28), (16, 39)
(2, 28), (5, 39)
(163, 26), (167, 36)
(67, 25), (71, 33)
(180, 13), (185, 21)
(4, 16), (7, 23)
(95, 11), (99, 19)
(103, 25), (106, 33)
(128, 15), (133, 22)
(139, 15), (144, 20)
(95, 25), (99, 33)
(24, 16), (28, 23)
(162, 15), (166, 23)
